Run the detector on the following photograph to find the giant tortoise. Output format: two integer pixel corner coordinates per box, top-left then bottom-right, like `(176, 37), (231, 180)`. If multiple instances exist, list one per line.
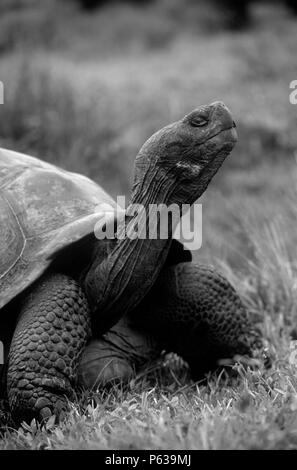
(0, 101), (262, 423)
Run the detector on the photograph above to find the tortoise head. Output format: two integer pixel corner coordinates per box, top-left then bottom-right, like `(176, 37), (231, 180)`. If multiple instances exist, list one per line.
(132, 101), (237, 206)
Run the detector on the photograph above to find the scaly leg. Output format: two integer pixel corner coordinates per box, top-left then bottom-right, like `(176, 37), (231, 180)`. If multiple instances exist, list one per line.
(130, 263), (263, 377)
(7, 273), (91, 422)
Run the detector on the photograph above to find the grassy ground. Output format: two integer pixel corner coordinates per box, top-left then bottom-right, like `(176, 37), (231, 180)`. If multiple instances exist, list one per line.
(0, 0), (297, 449)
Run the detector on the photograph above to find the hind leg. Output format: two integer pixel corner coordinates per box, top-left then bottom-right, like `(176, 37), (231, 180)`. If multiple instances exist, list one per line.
(129, 263), (263, 378)
(78, 316), (161, 389)
(7, 273), (91, 423)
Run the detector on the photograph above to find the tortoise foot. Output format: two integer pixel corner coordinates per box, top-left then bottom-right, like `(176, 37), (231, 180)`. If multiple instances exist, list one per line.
(78, 318), (160, 389)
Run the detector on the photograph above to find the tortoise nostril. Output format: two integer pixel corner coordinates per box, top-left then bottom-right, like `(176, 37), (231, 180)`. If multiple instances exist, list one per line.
(232, 121), (236, 128)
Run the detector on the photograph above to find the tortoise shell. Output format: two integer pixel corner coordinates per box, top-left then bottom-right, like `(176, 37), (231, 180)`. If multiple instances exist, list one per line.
(0, 148), (118, 310)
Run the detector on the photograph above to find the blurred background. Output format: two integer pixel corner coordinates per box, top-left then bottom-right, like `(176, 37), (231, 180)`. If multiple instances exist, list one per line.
(0, 0), (296, 279)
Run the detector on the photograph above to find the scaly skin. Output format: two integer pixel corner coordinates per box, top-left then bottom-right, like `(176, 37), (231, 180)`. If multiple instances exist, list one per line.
(7, 274), (91, 422)
(132, 263), (263, 378)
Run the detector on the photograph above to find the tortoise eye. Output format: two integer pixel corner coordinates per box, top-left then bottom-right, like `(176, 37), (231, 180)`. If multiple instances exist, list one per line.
(190, 116), (208, 127)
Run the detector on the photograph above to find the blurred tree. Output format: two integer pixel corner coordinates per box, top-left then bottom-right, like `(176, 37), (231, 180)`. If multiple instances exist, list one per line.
(74, 0), (153, 10)
(214, 0), (250, 29)
(74, 0), (108, 9)
(285, 0), (297, 14)
(72, 0), (297, 16)
(215, 0), (297, 29)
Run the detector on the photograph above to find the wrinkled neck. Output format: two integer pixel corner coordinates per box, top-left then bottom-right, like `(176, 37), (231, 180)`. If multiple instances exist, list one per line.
(84, 164), (179, 334)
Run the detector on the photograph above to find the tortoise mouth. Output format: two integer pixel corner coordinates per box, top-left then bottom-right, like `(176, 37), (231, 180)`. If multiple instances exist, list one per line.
(202, 123), (237, 145)
(220, 124), (238, 143)
(190, 126), (237, 181)
(207, 125), (238, 155)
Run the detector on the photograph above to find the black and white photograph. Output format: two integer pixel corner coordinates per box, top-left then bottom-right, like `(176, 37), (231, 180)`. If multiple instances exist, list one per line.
(0, 0), (296, 453)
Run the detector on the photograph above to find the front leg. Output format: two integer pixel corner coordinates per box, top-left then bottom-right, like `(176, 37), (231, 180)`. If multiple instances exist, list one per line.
(130, 263), (263, 378)
(7, 273), (91, 423)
